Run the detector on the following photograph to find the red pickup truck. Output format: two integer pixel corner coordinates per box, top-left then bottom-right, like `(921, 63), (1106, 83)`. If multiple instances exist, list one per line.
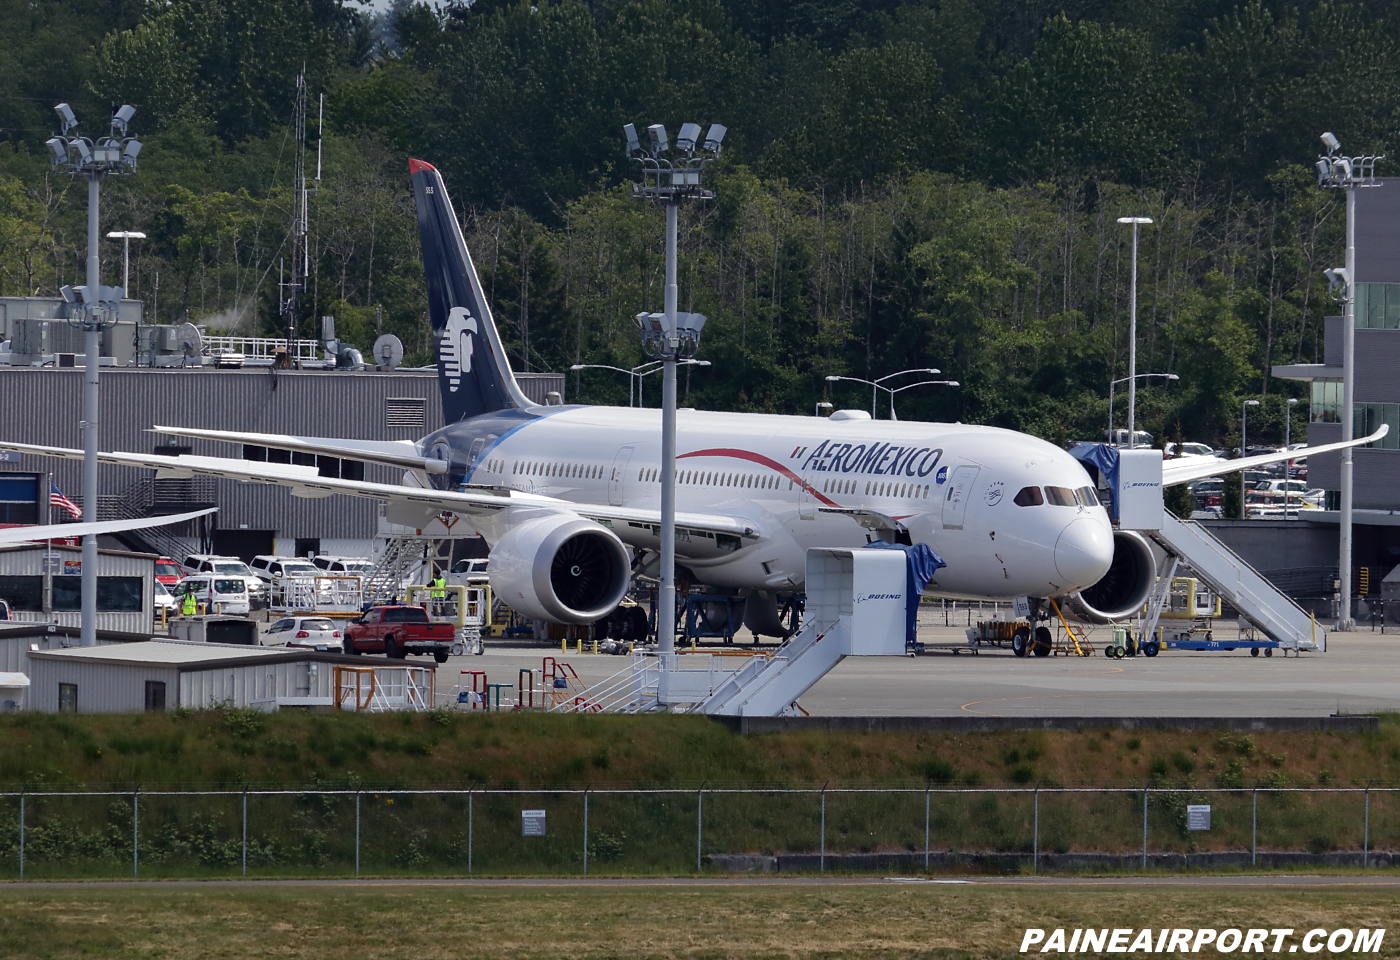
(344, 606), (455, 662)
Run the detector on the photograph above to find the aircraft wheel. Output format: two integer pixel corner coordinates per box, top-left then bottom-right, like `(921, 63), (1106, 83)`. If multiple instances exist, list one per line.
(1011, 627), (1030, 658)
(1032, 626), (1053, 657)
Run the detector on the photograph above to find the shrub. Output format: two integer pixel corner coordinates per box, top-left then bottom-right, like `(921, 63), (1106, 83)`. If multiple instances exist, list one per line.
(1149, 756), (1170, 777)
(1001, 747), (1021, 765)
(1009, 764), (1034, 783)
(922, 759), (957, 783)
(222, 708), (265, 739)
(1126, 737), (1141, 750)
(1171, 751), (1196, 774)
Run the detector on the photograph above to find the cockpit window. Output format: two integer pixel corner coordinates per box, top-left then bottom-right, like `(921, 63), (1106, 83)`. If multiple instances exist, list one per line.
(1076, 486), (1099, 507)
(1044, 486), (1077, 506)
(1013, 486), (1044, 507)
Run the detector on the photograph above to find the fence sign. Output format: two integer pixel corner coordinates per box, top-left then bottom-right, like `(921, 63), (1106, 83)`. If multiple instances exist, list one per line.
(61, 560), (81, 576)
(522, 809), (546, 837)
(1187, 804), (1211, 830)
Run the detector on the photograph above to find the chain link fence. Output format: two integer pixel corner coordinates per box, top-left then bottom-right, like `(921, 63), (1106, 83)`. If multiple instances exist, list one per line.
(0, 785), (1395, 879)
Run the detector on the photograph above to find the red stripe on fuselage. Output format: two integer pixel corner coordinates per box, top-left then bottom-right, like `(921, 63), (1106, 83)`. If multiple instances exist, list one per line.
(678, 447), (839, 507)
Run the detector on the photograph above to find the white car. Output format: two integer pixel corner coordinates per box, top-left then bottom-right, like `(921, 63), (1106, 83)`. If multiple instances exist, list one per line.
(312, 555), (373, 575)
(181, 554), (268, 606)
(249, 555), (322, 584)
(448, 557), (489, 587)
(1166, 442), (1221, 459)
(172, 576), (250, 616)
(153, 580), (178, 617)
(265, 616), (341, 649)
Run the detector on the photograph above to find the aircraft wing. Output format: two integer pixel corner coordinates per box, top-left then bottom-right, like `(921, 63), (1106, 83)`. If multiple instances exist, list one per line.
(0, 507), (217, 545)
(149, 425), (449, 475)
(1162, 425), (1389, 487)
(0, 441), (758, 555)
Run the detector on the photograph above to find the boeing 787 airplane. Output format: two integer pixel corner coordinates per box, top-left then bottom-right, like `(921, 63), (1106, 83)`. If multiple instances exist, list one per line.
(1, 159), (1381, 640)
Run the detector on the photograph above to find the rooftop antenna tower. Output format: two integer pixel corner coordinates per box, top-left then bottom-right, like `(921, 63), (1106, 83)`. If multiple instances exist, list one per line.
(280, 70), (320, 354)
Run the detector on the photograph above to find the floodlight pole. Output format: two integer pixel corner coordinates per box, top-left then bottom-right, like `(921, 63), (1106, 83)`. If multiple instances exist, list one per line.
(659, 202), (680, 664)
(47, 104), (141, 647)
(1317, 136), (1381, 631)
(81, 174), (101, 647)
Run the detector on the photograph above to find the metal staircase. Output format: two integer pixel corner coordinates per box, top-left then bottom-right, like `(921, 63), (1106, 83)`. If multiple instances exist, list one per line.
(1148, 510), (1325, 652)
(361, 536), (447, 603)
(698, 615), (850, 716)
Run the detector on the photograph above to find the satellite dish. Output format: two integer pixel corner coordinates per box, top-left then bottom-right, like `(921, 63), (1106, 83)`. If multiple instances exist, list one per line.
(176, 322), (203, 360)
(373, 334), (404, 369)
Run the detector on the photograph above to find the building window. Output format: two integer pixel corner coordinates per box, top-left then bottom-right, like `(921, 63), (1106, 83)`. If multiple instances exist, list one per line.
(145, 681), (166, 712)
(58, 683), (77, 713)
(0, 575), (43, 611)
(1355, 403), (1400, 449)
(52, 576), (144, 612)
(0, 474), (39, 525)
(1311, 381), (1342, 424)
(1354, 283), (1400, 329)
(386, 397), (427, 429)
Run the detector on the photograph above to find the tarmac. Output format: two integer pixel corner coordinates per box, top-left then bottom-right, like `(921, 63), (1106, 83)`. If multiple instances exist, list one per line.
(254, 609), (1400, 720)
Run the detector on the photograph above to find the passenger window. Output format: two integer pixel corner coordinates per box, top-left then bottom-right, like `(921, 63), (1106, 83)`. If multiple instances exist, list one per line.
(1045, 486), (1077, 506)
(1013, 486), (1044, 507)
(1076, 486), (1099, 507)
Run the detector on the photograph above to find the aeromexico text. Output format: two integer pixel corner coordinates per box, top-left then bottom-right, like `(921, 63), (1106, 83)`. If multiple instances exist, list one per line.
(797, 441), (944, 478)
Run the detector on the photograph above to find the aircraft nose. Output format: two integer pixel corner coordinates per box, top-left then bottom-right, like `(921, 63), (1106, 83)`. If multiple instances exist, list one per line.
(1055, 516), (1114, 587)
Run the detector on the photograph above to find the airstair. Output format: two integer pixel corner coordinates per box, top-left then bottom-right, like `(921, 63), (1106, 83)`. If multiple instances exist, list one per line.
(1146, 510), (1324, 653)
(362, 536), (440, 603)
(1089, 447), (1326, 655)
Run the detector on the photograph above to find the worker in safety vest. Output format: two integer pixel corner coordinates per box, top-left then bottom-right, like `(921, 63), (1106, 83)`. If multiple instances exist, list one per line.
(181, 590), (198, 617)
(431, 569), (447, 617)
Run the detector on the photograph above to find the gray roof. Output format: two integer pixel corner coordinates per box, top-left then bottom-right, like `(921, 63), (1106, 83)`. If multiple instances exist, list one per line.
(26, 638), (430, 672)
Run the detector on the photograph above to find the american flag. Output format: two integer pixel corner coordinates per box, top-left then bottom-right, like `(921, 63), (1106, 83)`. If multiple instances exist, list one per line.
(50, 482), (81, 519)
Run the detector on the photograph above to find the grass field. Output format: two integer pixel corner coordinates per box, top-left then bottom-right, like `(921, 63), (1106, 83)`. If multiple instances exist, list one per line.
(2, 882), (1397, 959)
(4, 711), (1400, 878)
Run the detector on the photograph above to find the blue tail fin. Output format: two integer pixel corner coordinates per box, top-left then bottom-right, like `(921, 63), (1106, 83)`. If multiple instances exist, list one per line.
(410, 159), (529, 422)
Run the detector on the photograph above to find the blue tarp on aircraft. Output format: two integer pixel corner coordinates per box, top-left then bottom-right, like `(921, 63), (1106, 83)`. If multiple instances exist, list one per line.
(1068, 442), (1120, 520)
(863, 541), (946, 647)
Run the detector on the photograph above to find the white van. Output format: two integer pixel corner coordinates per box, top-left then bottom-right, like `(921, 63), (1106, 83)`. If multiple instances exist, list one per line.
(172, 576), (250, 616)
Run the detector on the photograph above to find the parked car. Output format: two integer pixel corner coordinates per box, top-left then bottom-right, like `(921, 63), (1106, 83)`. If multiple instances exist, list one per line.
(1165, 442), (1221, 459)
(181, 554), (267, 606)
(312, 555), (373, 575)
(344, 605), (455, 662)
(153, 579), (178, 617)
(171, 575), (251, 616)
(154, 557), (185, 586)
(265, 616), (341, 649)
(448, 558), (489, 587)
(0, 599), (9, 620)
(249, 555), (322, 584)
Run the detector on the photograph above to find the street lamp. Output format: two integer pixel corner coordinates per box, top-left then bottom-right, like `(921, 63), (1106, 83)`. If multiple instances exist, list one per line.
(1117, 217), (1154, 448)
(570, 362), (654, 407)
(1317, 133), (1381, 630)
(635, 358), (708, 407)
(1285, 397), (1300, 521)
(884, 380), (959, 421)
(106, 231), (146, 298)
(625, 120), (722, 671)
(815, 401), (833, 417)
(824, 368), (942, 419)
(1241, 399), (1261, 518)
(1106, 373), (1179, 445)
(46, 103), (142, 648)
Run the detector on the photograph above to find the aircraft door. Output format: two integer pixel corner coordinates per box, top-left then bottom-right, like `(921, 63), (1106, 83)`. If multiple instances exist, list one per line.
(797, 471), (816, 519)
(941, 465), (980, 530)
(609, 445), (634, 506)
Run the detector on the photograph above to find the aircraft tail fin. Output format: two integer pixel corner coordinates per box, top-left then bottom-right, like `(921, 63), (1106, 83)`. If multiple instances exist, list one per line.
(409, 158), (531, 422)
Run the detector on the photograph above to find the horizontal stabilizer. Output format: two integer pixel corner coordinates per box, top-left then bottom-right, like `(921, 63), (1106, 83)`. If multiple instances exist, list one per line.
(1162, 424), (1389, 487)
(150, 425), (448, 474)
(0, 507), (217, 546)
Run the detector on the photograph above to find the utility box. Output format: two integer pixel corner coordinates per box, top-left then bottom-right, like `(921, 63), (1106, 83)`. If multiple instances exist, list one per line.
(1116, 449), (1164, 531)
(805, 547), (907, 656)
(169, 616), (259, 645)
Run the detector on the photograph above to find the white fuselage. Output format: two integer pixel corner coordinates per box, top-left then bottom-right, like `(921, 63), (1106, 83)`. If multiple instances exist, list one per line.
(456, 406), (1115, 602)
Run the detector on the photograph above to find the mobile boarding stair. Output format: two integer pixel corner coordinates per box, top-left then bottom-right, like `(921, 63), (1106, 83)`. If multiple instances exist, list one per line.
(1082, 446), (1325, 656)
(1145, 510), (1324, 655)
(553, 547), (916, 716)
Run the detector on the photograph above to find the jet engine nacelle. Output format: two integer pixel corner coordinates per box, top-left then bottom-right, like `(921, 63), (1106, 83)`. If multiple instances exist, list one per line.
(1060, 529), (1156, 624)
(488, 514), (631, 624)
